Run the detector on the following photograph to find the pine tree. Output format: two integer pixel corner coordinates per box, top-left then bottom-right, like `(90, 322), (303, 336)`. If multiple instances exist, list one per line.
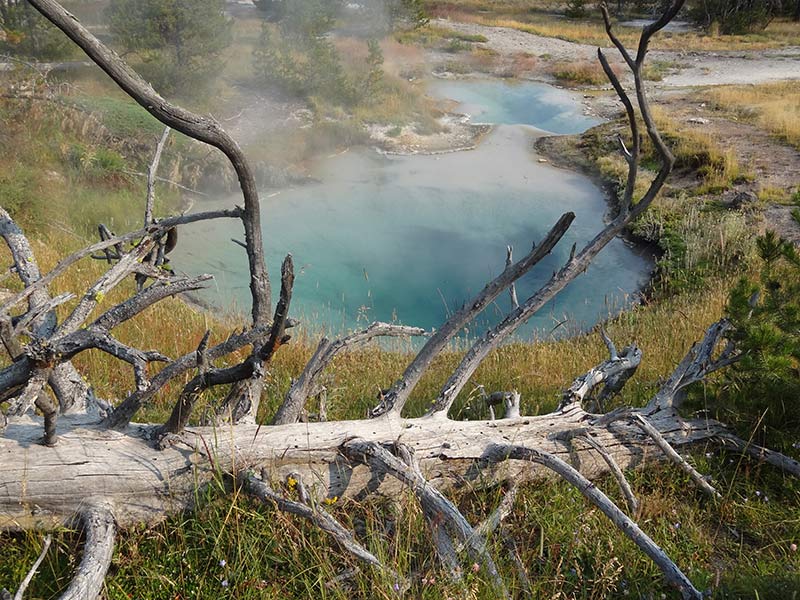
(565, 0), (588, 19)
(715, 224), (800, 447)
(0, 0), (73, 59)
(106, 0), (232, 96)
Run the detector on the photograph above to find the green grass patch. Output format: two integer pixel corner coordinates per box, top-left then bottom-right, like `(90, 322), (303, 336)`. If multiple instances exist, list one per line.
(64, 94), (165, 140)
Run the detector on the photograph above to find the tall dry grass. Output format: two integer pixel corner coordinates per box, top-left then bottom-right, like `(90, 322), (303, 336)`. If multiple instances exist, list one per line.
(708, 81), (800, 149)
(429, 4), (800, 52)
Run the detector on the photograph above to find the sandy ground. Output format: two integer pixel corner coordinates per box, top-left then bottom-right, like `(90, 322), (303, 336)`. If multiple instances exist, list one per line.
(660, 48), (800, 86)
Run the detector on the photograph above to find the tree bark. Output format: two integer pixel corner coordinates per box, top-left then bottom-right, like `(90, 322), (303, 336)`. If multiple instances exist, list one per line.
(0, 404), (727, 530)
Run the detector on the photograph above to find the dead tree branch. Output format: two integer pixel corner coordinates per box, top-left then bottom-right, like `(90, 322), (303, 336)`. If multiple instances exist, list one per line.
(158, 255), (295, 435)
(717, 436), (800, 478)
(576, 434), (639, 515)
(273, 322), (427, 426)
(144, 127), (171, 227)
(58, 502), (116, 600)
(242, 471), (404, 585)
(0, 208), (90, 412)
(631, 413), (721, 498)
(0, 208), (241, 318)
(371, 212), (575, 417)
(559, 332), (642, 412)
(646, 319), (738, 412)
(27, 0), (272, 324)
(485, 444), (703, 600)
(342, 439), (509, 598)
(9, 534), (51, 600)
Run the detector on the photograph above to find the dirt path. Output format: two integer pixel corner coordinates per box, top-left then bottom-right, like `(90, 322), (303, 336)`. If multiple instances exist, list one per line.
(659, 48), (800, 87)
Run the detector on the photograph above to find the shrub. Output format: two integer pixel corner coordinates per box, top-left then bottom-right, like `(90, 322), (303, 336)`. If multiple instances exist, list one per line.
(688, 0), (781, 34)
(708, 228), (800, 447)
(106, 0), (232, 96)
(565, 0), (588, 19)
(0, 1), (75, 59)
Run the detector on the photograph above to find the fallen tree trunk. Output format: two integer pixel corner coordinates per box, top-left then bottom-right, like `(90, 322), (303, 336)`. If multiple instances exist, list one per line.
(0, 404), (727, 530)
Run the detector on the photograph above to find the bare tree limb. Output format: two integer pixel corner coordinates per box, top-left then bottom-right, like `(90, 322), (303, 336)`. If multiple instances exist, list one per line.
(35, 391), (59, 447)
(559, 334), (642, 412)
(0, 209), (241, 318)
(424, 2), (684, 418)
(242, 471), (404, 585)
(144, 127), (171, 227)
(486, 443), (703, 600)
(716, 435), (800, 477)
(273, 322), (427, 426)
(11, 534), (51, 600)
(105, 324), (270, 429)
(11, 292), (74, 338)
(646, 319), (738, 412)
(505, 246), (519, 309)
(58, 501), (116, 600)
(27, 0), (272, 324)
(631, 413), (721, 498)
(342, 439), (509, 598)
(92, 274), (213, 331)
(54, 239), (157, 338)
(372, 212), (575, 418)
(6, 368), (50, 417)
(576, 434), (639, 515)
(461, 483), (518, 550)
(215, 255), (295, 424)
(0, 207), (90, 412)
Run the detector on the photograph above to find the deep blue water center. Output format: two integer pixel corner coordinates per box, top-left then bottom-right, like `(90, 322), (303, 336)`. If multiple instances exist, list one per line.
(173, 80), (650, 337)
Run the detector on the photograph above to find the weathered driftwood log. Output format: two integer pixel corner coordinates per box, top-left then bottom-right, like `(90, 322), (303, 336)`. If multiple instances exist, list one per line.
(0, 400), (731, 530)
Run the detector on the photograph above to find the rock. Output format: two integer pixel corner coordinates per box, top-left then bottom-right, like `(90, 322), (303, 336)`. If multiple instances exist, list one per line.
(687, 117), (710, 125)
(723, 190), (758, 209)
(45, 170), (66, 184)
(538, 158), (548, 163)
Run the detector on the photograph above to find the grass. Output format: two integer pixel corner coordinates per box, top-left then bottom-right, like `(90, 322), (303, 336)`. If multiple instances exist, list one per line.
(651, 107), (751, 194)
(550, 60), (610, 86)
(395, 23), (488, 48)
(707, 81), (800, 149)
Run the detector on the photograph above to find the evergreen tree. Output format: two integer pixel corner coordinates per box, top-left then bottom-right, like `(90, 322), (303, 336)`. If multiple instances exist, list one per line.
(565, 0), (588, 19)
(363, 39), (385, 99)
(0, 0), (73, 60)
(688, 0), (781, 34)
(714, 225), (800, 447)
(106, 0), (232, 96)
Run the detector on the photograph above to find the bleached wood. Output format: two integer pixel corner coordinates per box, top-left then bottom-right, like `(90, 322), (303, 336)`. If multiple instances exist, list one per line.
(27, 0), (272, 324)
(0, 404), (728, 530)
(243, 472), (402, 581)
(373, 212), (575, 418)
(487, 444), (703, 600)
(273, 322), (427, 426)
(144, 127), (171, 227)
(59, 501), (115, 600)
(11, 534), (51, 600)
(0, 208), (89, 412)
(631, 413), (721, 498)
